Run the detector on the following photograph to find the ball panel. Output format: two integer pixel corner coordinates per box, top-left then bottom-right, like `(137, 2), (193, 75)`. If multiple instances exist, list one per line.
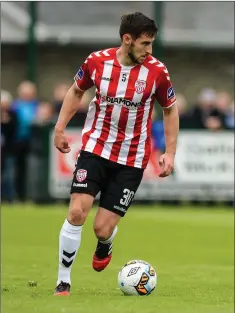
(134, 271), (150, 295)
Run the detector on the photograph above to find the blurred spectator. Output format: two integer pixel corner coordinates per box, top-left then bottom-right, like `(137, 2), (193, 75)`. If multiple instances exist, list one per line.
(1, 90), (18, 202)
(12, 81), (39, 202)
(147, 107), (165, 178)
(176, 93), (187, 115)
(226, 101), (235, 129)
(52, 83), (91, 127)
(175, 93), (192, 129)
(27, 101), (56, 203)
(152, 110), (165, 152)
(29, 101), (55, 156)
(53, 83), (70, 114)
(34, 101), (55, 125)
(215, 92), (234, 130)
(69, 90), (92, 127)
(187, 88), (226, 131)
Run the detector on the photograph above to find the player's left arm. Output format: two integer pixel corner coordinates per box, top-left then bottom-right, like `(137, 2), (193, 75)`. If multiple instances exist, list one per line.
(160, 104), (179, 177)
(155, 67), (179, 177)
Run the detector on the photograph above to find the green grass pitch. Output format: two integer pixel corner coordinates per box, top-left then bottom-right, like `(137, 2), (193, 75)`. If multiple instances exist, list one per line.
(1, 204), (234, 313)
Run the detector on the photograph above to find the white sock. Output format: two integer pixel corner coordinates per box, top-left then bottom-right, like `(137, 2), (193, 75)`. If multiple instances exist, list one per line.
(57, 219), (83, 286)
(99, 226), (118, 244)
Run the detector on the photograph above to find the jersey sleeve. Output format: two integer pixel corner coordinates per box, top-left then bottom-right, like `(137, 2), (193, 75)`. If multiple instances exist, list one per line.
(155, 67), (176, 108)
(74, 55), (95, 91)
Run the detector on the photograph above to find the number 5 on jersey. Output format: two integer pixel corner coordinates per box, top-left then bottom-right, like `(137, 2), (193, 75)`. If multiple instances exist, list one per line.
(120, 188), (135, 206)
(122, 73), (127, 82)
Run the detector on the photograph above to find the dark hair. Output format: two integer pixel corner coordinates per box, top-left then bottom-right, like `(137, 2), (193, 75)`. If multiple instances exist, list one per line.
(119, 12), (158, 40)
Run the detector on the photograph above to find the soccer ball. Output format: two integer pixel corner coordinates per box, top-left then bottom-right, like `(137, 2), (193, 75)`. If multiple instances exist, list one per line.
(118, 260), (157, 296)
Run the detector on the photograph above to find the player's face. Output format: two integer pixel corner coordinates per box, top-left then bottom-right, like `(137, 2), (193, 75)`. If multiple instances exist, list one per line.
(128, 33), (155, 64)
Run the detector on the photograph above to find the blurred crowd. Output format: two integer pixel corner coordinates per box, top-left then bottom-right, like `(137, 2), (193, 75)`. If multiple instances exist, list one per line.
(151, 88), (234, 153)
(1, 81), (234, 203)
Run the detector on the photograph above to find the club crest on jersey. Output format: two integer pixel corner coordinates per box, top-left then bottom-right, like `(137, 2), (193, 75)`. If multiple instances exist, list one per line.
(76, 169), (87, 182)
(75, 67), (84, 80)
(167, 87), (175, 100)
(135, 80), (146, 94)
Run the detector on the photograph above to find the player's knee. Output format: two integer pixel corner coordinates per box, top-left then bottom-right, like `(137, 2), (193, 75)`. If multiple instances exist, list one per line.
(67, 207), (85, 225)
(93, 223), (113, 241)
(67, 195), (86, 225)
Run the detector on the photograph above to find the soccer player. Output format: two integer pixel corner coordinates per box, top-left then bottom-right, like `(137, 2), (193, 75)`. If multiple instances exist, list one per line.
(54, 12), (179, 295)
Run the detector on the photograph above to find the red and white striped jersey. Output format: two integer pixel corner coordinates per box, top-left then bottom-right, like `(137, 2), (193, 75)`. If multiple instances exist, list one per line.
(74, 47), (176, 169)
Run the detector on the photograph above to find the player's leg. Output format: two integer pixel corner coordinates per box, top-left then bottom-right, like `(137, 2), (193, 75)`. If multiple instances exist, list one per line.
(92, 164), (144, 271)
(92, 208), (121, 271)
(55, 151), (104, 295)
(55, 193), (94, 295)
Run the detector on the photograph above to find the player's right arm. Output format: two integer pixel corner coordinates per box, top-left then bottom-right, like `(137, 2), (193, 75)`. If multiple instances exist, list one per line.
(54, 56), (95, 153)
(54, 84), (84, 153)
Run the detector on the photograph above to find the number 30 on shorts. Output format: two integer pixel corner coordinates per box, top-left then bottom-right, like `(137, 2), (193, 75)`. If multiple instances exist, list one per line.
(120, 188), (135, 207)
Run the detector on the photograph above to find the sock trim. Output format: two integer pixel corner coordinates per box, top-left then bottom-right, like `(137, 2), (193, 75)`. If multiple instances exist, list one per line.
(63, 219), (83, 233)
(100, 226), (118, 244)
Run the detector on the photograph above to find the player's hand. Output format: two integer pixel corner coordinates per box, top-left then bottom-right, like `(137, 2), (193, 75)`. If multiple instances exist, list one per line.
(54, 130), (71, 153)
(159, 152), (175, 177)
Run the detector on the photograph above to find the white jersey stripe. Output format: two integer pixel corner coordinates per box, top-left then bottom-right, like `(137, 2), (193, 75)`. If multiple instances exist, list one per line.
(134, 81), (156, 167)
(84, 60), (114, 152)
(82, 96), (97, 136)
(117, 65), (149, 164)
(102, 49), (111, 56)
(156, 62), (164, 68)
(91, 69), (96, 82)
(94, 51), (102, 57)
(100, 67), (130, 159)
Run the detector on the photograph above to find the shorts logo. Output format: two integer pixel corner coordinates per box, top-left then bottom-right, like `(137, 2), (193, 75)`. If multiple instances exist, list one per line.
(75, 67), (84, 80)
(135, 80), (146, 94)
(73, 183), (87, 187)
(167, 86), (175, 99)
(76, 169), (87, 182)
(113, 205), (127, 213)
